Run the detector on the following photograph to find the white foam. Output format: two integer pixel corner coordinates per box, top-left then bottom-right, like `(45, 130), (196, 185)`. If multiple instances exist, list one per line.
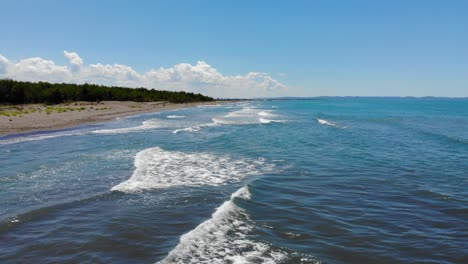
(259, 117), (286, 124)
(258, 110), (277, 117)
(111, 147), (271, 192)
(157, 186), (288, 264)
(225, 108), (259, 118)
(259, 118), (274, 124)
(317, 118), (333, 126)
(172, 107), (285, 134)
(317, 118), (345, 128)
(92, 119), (163, 134)
(0, 131), (86, 145)
(172, 126), (201, 134)
(172, 117), (228, 134)
(172, 121), (219, 134)
(212, 108), (284, 126)
(167, 115), (185, 119)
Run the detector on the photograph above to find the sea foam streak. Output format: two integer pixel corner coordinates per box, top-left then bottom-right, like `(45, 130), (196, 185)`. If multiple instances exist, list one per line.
(111, 147), (271, 192)
(157, 186), (287, 264)
(0, 131), (87, 145)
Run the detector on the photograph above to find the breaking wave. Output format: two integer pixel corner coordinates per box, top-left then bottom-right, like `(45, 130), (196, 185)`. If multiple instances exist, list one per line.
(111, 147), (272, 193)
(213, 108), (285, 125)
(317, 118), (345, 128)
(167, 115), (185, 119)
(92, 119), (163, 134)
(157, 186), (288, 264)
(172, 126), (201, 133)
(173, 107), (285, 133)
(259, 117), (281, 124)
(172, 123), (217, 134)
(258, 111), (277, 117)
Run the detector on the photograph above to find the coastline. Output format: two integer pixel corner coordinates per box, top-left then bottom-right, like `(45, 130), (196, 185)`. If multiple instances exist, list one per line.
(0, 100), (223, 137)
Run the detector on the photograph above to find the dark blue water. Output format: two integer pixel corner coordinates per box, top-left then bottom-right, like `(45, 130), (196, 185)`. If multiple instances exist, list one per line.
(1, 98), (467, 263)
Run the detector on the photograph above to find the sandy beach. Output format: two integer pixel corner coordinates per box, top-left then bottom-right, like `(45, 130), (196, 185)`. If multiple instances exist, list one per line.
(0, 101), (221, 137)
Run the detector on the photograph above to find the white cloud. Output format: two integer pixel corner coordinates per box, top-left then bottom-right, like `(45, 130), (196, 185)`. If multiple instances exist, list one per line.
(8, 57), (70, 83)
(63, 51), (83, 72)
(0, 51), (287, 98)
(0, 54), (9, 74)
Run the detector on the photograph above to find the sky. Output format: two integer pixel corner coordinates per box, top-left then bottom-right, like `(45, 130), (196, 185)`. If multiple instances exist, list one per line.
(1, 0), (467, 98)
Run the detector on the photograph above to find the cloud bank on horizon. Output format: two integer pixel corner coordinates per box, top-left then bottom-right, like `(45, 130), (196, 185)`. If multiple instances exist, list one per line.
(0, 51), (287, 98)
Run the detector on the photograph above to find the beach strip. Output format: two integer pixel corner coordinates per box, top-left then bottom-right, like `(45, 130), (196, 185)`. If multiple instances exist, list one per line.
(0, 101), (221, 137)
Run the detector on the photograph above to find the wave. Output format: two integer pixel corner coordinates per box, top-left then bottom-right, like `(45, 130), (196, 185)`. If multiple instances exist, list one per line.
(172, 126), (201, 134)
(92, 119), (163, 134)
(173, 107), (285, 134)
(317, 118), (345, 128)
(172, 122), (217, 134)
(1, 117), (170, 143)
(258, 110), (277, 117)
(111, 147), (272, 193)
(0, 131), (87, 145)
(0, 191), (116, 233)
(259, 117), (284, 124)
(167, 115), (185, 119)
(157, 186), (288, 264)
(218, 108), (285, 125)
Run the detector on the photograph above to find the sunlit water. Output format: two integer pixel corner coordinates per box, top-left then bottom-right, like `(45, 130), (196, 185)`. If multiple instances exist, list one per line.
(1, 98), (467, 263)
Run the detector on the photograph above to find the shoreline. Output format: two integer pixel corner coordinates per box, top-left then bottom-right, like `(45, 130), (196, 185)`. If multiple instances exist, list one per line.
(0, 100), (225, 137)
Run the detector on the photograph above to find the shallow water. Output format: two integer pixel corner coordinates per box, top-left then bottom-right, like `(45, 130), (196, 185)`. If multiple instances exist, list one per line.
(1, 98), (467, 263)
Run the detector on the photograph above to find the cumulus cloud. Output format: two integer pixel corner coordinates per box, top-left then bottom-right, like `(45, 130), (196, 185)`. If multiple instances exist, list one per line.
(63, 51), (83, 72)
(0, 51), (287, 98)
(0, 54), (9, 74)
(7, 57), (70, 83)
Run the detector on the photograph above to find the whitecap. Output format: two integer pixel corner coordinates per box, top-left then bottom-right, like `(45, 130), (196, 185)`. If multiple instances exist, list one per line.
(172, 126), (201, 134)
(258, 110), (277, 117)
(172, 122), (218, 134)
(92, 119), (162, 134)
(157, 186), (288, 264)
(317, 118), (345, 128)
(259, 117), (274, 124)
(213, 108), (284, 126)
(111, 147), (272, 192)
(167, 115), (185, 119)
(173, 107), (285, 134)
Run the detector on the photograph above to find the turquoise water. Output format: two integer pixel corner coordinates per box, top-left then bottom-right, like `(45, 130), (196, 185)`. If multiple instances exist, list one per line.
(1, 98), (467, 263)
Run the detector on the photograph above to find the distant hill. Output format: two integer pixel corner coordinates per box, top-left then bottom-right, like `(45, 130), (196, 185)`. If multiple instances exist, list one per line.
(0, 79), (213, 104)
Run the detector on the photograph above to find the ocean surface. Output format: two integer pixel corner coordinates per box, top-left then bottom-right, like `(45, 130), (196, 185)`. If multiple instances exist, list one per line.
(1, 98), (467, 263)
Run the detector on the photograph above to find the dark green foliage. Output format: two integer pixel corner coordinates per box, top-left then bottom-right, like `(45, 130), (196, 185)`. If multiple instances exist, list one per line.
(0, 79), (213, 104)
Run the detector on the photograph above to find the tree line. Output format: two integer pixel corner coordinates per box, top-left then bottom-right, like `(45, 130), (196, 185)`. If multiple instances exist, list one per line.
(0, 79), (213, 104)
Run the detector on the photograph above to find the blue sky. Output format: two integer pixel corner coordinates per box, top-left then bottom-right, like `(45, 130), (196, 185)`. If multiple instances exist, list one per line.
(1, 0), (467, 97)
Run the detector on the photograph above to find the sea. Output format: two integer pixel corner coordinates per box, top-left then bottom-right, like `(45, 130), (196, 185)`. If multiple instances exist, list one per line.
(0, 98), (467, 263)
